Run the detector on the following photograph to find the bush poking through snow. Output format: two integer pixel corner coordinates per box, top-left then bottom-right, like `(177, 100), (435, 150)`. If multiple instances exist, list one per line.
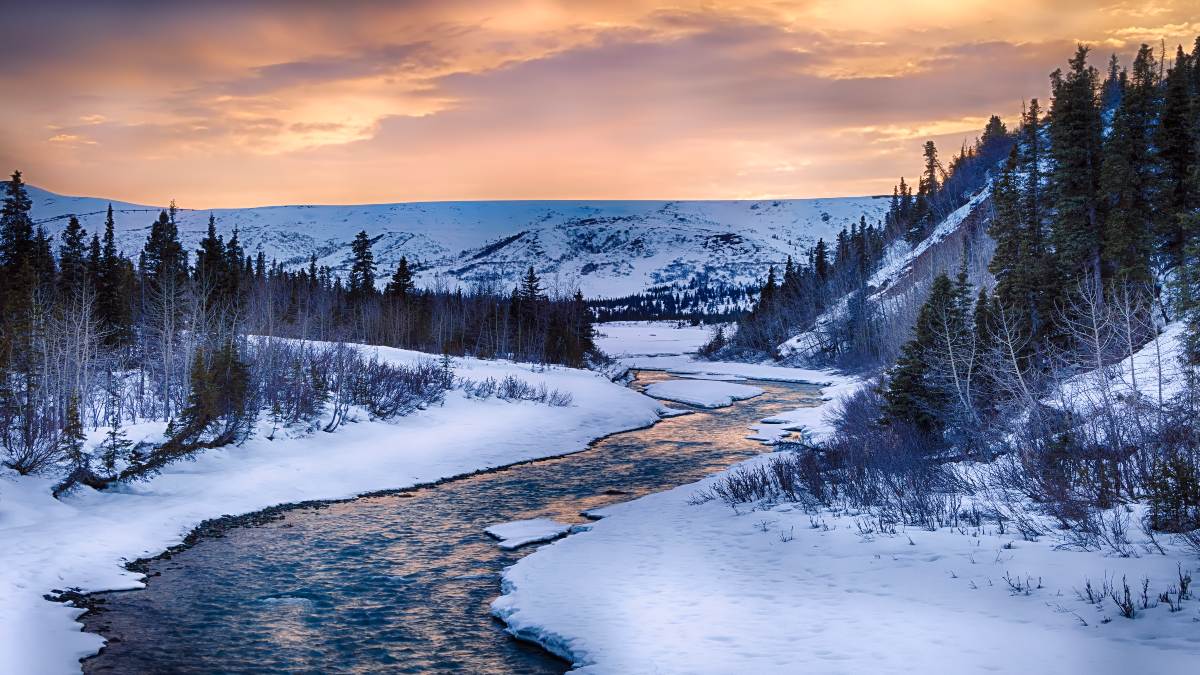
(459, 375), (573, 407)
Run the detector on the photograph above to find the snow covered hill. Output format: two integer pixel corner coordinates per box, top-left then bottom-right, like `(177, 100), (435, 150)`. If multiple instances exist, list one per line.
(27, 186), (888, 298)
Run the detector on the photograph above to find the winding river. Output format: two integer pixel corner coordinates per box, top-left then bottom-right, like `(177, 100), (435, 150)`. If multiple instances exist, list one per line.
(80, 370), (821, 673)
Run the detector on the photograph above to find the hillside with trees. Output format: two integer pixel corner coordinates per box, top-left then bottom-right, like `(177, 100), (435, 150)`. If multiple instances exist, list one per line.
(715, 38), (1200, 548)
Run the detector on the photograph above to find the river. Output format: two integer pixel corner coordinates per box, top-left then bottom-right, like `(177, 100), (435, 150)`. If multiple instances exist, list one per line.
(80, 370), (821, 673)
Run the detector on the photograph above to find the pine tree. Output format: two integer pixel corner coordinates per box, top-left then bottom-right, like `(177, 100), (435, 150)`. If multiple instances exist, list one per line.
(813, 239), (829, 283)
(0, 171), (38, 376)
(32, 224), (56, 295)
(385, 256), (414, 300)
(759, 265), (778, 310)
(59, 393), (87, 469)
(58, 216), (89, 301)
(224, 226), (244, 307)
(0, 170), (34, 270)
(98, 205), (132, 346)
(99, 390), (133, 473)
(1048, 47), (1105, 295)
(883, 273), (957, 434)
(142, 206), (187, 287)
(347, 230), (376, 302)
(1156, 45), (1196, 271)
(196, 213), (226, 292)
(1100, 53), (1123, 115)
(519, 265), (544, 303)
(1101, 44), (1158, 286)
(988, 148), (1024, 308)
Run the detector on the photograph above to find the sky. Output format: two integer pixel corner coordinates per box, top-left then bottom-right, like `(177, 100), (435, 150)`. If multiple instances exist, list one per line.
(1, 0), (1198, 207)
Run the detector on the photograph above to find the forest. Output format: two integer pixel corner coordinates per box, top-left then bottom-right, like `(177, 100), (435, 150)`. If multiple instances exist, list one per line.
(0, 177), (595, 489)
(711, 39), (1200, 546)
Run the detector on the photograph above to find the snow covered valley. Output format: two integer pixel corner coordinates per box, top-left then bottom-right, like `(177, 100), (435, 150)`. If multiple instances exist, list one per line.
(5, 324), (1200, 674)
(70, 369), (824, 673)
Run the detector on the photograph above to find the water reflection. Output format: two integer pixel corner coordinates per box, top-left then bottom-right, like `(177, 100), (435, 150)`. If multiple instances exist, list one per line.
(81, 371), (821, 674)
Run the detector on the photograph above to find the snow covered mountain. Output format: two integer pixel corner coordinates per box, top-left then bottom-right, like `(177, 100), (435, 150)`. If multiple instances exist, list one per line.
(27, 186), (889, 298)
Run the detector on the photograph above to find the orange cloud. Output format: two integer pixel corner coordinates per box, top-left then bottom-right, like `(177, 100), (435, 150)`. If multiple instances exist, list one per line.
(1, 1), (1197, 206)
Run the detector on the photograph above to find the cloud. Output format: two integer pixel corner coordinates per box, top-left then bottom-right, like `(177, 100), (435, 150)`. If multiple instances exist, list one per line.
(1, 1), (1198, 205)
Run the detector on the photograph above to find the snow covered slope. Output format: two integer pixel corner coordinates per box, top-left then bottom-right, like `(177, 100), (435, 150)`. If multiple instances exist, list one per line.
(28, 186), (888, 298)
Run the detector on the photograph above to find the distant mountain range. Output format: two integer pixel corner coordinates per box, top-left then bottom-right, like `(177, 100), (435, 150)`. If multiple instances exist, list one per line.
(28, 186), (889, 298)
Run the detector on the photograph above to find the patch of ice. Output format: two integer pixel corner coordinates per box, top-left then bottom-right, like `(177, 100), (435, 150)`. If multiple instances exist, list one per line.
(642, 380), (764, 408)
(485, 518), (574, 550)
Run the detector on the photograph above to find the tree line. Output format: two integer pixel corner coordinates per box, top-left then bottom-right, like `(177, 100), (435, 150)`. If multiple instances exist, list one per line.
(0, 172), (596, 485)
(856, 39), (1200, 539)
(721, 115), (1012, 362)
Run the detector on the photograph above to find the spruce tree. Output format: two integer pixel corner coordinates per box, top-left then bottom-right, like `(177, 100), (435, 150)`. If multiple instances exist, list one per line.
(1156, 45), (1196, 271)
(347, 230), (376, 302)
(884, 274), (957, 434)
(813, 239), (829, 283)
(98, 205), (132, 346)
(59, 393), (88, 469)
(58, 216), (89, 301)
(1100, 44), (1158, 286)
(385, 256), (414, 300)
(1048, 48), (1104, 293)
(196, 213), (226, 292)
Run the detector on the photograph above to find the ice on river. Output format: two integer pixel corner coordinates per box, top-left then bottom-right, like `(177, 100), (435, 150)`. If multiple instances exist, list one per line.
(642, 379), (763, 408)
(485, 518), (574, 550)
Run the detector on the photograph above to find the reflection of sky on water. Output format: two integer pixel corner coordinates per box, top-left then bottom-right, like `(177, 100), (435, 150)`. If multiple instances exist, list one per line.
(83, 371), (821, 673)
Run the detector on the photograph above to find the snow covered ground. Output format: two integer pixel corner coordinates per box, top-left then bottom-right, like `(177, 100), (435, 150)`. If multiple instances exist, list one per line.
(486, 518), (576, 550)
(0, 347), (663, 674)
(493, 459), (1200, 674)
(494, 320), (1200, 673)
(593, 321), (717, 358)
(642, 380), (764, 409)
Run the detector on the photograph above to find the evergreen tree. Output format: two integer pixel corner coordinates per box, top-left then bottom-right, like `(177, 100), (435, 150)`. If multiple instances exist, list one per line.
(98, 205), (132, 346)
(58, 216), (89, 301)
(142, 205), (187, 287)
(385, 256), (414, 300)
(883, 274), (957, 434)
(813, 239), (829, 283)
(0, 170), (34, 270)
(32, 224), (56, 294)
(59, 393), (87, 469)
(1100, 53), (1123, 115)
(347, 230), (376, 302)
(0, 171), (38, 375)
(1101, 44), (1158, 285)
(759, 265), (778, 311)
(1048, 48), (1105, 294)
(86, 232), (102, 291)
(196, 213), (226, 292)
(519, 265), (544, 303)
(1156, 45), (1196, 271)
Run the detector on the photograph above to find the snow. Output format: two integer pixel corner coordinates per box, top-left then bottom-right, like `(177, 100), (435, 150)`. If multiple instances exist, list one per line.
(745, 376), (862, 444)
(607, 322), (859, 441)
(0, 347), (663, 675)
(493, 460), (1200, 674)
(1056, 320), (1190, 412)
(867, 187), (991, 295)
(593, 322), (717, 357)
(642, 380), (764, 409)
(486, 519), (574, 550)
(28, 186), (890, 299)
(491, 323), (1200, 674)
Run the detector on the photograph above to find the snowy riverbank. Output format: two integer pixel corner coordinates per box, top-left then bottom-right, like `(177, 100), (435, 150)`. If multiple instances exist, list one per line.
(0, 345), (662, 674)
(492, 325), (1200, 673)
(493, 452), (1200, 673)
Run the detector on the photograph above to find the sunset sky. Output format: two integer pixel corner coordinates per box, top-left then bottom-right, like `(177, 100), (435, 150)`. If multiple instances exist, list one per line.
(2, 1), (1198, 207)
